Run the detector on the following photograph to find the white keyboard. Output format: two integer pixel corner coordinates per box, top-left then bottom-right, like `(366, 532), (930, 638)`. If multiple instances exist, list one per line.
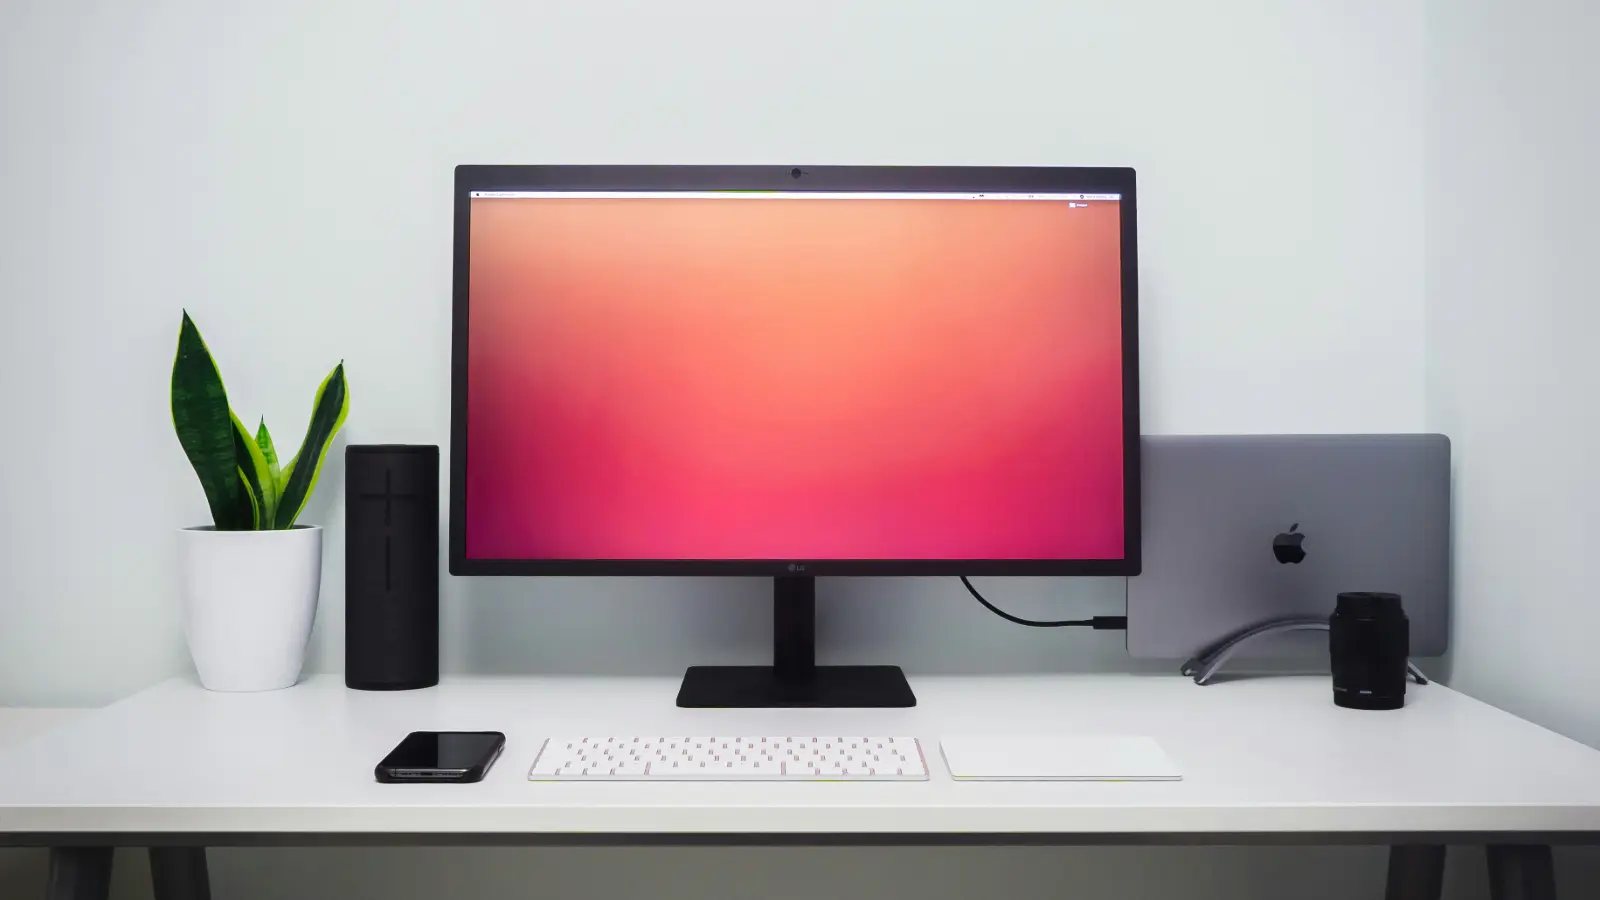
(529, 736), (929, 781)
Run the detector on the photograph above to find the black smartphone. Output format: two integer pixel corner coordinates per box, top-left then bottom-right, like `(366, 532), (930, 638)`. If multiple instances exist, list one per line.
(375, 731), (506, 783)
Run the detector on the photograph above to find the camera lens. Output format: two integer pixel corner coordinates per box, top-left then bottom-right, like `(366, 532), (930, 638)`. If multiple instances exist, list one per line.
(791, 168), (803, 179)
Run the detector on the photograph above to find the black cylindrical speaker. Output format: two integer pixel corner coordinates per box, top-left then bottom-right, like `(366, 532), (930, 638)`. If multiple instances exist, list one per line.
(1329, 591), (1409, 710)
(345, 445), (440, 691)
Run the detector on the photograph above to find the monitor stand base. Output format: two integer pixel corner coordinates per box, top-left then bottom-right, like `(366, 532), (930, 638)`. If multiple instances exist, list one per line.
(675, 575), (916, 708)
(676, 664), (915, 708)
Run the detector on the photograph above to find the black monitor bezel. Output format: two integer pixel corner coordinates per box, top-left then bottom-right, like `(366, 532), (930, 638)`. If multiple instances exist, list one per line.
(449, 165), (1140, 577)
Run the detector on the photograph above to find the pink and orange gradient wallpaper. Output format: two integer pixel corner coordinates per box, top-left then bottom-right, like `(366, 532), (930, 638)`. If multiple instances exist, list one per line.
(464, 196), (1126, 560)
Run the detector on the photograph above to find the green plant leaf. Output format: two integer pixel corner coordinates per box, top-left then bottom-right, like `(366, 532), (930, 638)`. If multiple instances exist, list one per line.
(233, 412), (277, 529)
(239, 468), (260, 528)
(171, 312), (251, 530)
(256, 417), (281, 486)
(274, 362), (349, 528)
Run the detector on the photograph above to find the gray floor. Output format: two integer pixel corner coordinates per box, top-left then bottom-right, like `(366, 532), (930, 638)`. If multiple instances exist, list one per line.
(2, 844), (1599, 900)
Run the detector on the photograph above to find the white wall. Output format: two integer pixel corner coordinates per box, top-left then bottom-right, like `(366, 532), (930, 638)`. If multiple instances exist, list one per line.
(1426, 0), (1600, 756)
(0, 0), (1426, 706)
(0, 1), (1440, 898)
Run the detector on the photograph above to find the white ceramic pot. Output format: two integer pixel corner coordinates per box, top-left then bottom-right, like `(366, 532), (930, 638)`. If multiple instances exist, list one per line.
(178, 525), (322, 692)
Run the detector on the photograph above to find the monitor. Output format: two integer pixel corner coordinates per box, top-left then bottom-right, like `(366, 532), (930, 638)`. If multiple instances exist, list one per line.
(450, 166), (1140, 707)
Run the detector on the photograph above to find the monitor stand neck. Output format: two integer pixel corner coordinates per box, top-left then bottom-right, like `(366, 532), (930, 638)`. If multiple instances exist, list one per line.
(675, 576), (916, 708)
(773, 575), (817, 682)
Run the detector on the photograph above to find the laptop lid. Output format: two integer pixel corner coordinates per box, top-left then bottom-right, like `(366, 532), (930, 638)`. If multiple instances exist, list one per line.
(1126, 434), (1450, 659)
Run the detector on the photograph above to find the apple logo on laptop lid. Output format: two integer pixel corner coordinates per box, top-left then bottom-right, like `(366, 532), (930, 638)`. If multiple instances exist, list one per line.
(1272, 523), (1307, 564)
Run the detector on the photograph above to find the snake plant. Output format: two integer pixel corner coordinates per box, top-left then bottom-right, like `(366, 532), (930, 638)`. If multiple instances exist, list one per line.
(171, 311), (350, 530)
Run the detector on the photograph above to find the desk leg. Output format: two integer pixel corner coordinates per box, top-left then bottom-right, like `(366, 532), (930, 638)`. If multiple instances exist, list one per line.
(149, 847), (211, 900)
(1487, 844), (1557, 900)
(46, 847), (112, 900)
(1385, 844), (1445, 900)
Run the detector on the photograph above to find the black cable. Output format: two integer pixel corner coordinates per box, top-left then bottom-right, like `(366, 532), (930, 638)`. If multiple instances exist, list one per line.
(959, 576), (1128, 630)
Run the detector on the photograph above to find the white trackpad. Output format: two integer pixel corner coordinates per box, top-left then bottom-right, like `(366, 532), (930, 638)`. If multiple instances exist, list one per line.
(939, 735), (1182, 781)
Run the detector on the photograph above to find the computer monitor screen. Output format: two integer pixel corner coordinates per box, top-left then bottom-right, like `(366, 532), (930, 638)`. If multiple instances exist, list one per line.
(452, 167), (1138, 576)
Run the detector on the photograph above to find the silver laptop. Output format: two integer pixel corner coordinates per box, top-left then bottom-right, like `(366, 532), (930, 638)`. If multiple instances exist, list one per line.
(1126, 434), (1450, 659)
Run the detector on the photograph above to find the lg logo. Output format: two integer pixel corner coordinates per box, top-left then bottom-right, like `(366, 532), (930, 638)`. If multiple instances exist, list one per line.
(787, 563), (807, 573)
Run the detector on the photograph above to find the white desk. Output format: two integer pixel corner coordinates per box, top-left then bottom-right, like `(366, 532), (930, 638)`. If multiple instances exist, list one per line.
(1, 674), (1597, 900)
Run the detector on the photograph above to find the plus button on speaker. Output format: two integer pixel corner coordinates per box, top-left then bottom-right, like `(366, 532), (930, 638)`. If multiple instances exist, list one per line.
(344, 445), (439, 690)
